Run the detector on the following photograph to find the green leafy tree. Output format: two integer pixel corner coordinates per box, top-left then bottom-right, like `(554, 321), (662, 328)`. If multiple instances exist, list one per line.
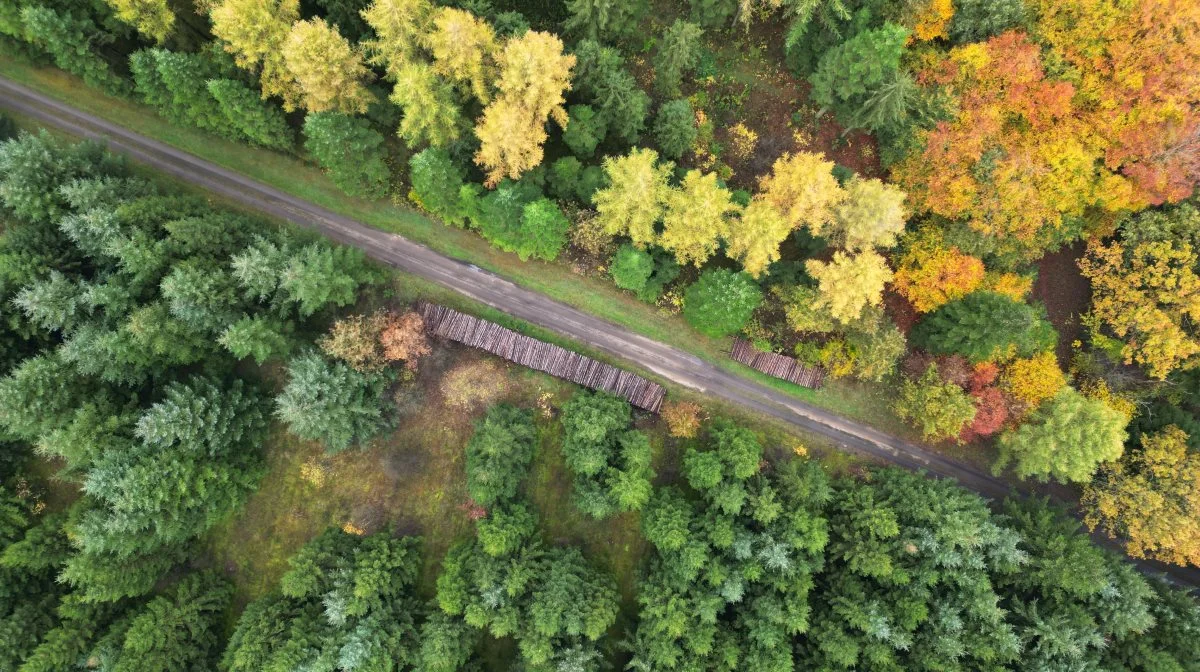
(516, 198), (570, 262)
(653, 98), (697, 160)
(409, 147), (466, 225)
(465, 404), (537, 507)
(893, 364), (977, 441)
(207, 79), (296, 150)
(654, 19), (704, 97)
(996, 388), (1128, 484)
(911, 291), (1057, 363)
(845, 320), (906, 382)
(276, 352), (391, 452)
(303, 112), (392, 199)
(683, 269), (762, 337)
(562, 104), (607, 158)
(610, 244), (654, 293)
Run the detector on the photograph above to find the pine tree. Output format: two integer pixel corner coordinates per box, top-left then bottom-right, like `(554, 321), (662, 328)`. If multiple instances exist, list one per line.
(653, 98), (697, 160)
(654, 20), (704, 97)
(465, 404), (537, 507)
(911, 291), (1057, 363)
(111, 572), (232, 672)
(275, 352), (391, 452)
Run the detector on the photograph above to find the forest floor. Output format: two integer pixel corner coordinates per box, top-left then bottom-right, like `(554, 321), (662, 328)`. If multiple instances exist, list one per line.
(1033, 242), (1092, 367)
(200, 269), (864, 626)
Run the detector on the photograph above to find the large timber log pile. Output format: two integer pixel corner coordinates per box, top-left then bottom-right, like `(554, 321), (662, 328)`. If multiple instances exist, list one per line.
(730, 338), (826, 389)
(418, 303), (665, 412)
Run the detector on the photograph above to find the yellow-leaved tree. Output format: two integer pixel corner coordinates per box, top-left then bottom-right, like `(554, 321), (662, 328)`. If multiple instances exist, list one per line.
(361, 0), (434, 76)
(660, 170), (740, 267)
(210, 0), (301, 109)
(828, 177), (907, 251)
(104, 0), (174, 42)
(725, 200), (791, 278)
(758, 151), (846, 233)
(725, 151), (844, 278)
(805, 250), (893, 324)
(390, 63), (465, 147)
(593, 148), (673, 247)
(891, 228), (985, 313)
(283, 18), (374, 113)
(474, 31), (575, 185)
(1079, 238), (1200, 379)
(426, 7), (497, 103)
(1083, 425), (1200, 567)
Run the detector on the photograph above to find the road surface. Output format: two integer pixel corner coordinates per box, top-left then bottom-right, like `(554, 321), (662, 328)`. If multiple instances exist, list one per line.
(3, 76), (1195, 585)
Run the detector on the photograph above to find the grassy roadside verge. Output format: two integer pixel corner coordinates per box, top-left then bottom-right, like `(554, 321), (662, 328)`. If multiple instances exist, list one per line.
(0, 52), (917, 440)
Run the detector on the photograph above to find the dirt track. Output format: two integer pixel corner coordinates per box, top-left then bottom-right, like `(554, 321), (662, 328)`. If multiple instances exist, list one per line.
(4, 76), (1196, 586)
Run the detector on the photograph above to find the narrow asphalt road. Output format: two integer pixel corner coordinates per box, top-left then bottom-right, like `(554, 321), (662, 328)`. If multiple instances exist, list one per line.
(3, 76), (1196, 585)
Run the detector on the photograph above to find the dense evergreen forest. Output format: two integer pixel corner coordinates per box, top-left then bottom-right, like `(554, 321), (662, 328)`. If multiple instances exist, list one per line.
(1, 0), (1200, 668)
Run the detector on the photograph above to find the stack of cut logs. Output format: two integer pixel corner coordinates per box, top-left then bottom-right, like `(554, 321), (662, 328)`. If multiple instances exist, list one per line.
(419, 303), (665, 412)
(730, 338), (826, 389)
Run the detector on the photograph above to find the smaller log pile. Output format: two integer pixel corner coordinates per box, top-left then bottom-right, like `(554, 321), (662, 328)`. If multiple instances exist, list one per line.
(730, 338), (826, 389)
(418, 303), (665, 412)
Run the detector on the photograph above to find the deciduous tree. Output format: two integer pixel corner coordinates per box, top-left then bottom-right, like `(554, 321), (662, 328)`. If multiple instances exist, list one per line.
(827, 177), (906, 250)
(724, 199), (792, 277)
(894, 364), (977, 441)
(660, 170), (739, 267)
(1079, 238), (1200, 380)
(1084, 425), (1200, 566)
(283, 18), (374, 114)
(593, 148), (673, 247)
(426, 7), (497, 103)
(995, 387), (1127, 483)
(209, 0), (302, 109)
(474, 31), (575, 185)
(757, 150), (845, 233)
(104, 0), (174, 42)
(805, 250), (893, 324)
(683, 269), (762, 337)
